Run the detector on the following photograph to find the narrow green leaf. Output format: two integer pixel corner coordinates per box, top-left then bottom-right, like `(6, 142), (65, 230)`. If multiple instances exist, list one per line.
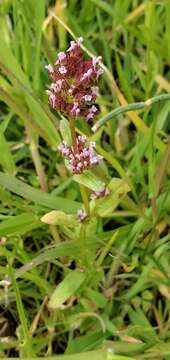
(0, 213), (41, 236)
(73, 170), (104, 192)
(116, 53), (134, 103)
(33, 0), (45, 90)
(89, 0), (113, 16)
(41, 210), (77, 227)
(0, 131), (16, 173)
(0, 171), (81, 213)
(49, 270), (86, 309)
(60, 117), (72, 145)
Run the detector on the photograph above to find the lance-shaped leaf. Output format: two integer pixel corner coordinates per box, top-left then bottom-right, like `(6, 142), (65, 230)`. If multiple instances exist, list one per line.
(41, 210), (77, 227)
(48, 270), (86, 309)
(73, 170), (104, 192)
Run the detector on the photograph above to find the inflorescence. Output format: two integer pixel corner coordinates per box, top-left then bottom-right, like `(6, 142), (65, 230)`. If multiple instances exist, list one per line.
(58, 134), (102, 174)
(46, 38), (107, 217)
(46, 37), (104, 123)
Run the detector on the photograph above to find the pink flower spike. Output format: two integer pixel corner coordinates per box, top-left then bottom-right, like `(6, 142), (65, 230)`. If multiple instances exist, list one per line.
(59, 65), (67, 74)
(58, 135), (102, 174)
(46, 37), (104, 119)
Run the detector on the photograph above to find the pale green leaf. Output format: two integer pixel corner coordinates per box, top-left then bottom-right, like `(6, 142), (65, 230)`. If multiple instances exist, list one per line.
(49, 270), (86, 309)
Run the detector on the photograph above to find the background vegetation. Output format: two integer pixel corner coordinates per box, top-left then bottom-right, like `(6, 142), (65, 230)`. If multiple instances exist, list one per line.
(0, 0), (170, 359)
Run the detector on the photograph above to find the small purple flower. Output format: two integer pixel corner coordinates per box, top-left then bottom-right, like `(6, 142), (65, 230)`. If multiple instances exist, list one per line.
(45, 64), (54, 73)
(59, 65), (67, 74)
(86, 105), (98, 122)
(81, 68), (93, 81)
(77, 208), (87, 222)
(83, 94), (92, 102)
(90, 187), (110, 200)
(58, 134), (102, 174)
(51, 79), (64, 92)
(46, 91), (56, 108)
(92, 86), (99, 97)
(71, 103), (80, 117)
(46, 37), (104, 122)
(67, 37), (83, 52)
(58, 52), (66, 61)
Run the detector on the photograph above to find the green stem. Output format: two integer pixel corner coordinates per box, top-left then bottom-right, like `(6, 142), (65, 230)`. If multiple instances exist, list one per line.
(69, 117), (78, 153)
(80, 222), (88, 268)
(8, 263), (33, 357)
(79, 184), (90, 215)
(92, 93), (170, 132)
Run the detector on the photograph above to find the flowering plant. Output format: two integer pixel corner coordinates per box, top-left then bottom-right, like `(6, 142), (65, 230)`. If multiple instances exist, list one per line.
(46, 37), (109, 221)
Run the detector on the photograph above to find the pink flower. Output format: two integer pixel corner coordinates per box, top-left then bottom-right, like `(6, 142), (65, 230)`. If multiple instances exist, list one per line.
(59, 65), (67, 74)
(58, 134), (102, 174)
(86, 105), (98, 122)
(58, 52), (66, 61)
(46, 37), (104, 121)
(77, 208), (87, 222)
(45, 64), (54, 73)
(90, 187), (110, 200)
(83, 94), (92, 102)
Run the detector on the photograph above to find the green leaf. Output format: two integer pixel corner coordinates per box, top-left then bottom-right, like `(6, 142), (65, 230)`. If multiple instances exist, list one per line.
(108, 178), (130, 194)
(32, 0), (45, 90)
(0, 171), (81, 214)
(0, 131), (16, 173)
(85, 288), (107, 308)
(41, 210), (77, 227)
(26, 95), (60, 148)
(73, 170), (105, 192)
(96, 193), (120, 217)
(89, 0), (113, 16)
(60, 117), (72, 146)
(49, 270), (86, 309)
(116, 53), (134, 103)
(0, 36), (60, 147)
(0, 213), (41, 236)
(94, 178), (130, 217)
